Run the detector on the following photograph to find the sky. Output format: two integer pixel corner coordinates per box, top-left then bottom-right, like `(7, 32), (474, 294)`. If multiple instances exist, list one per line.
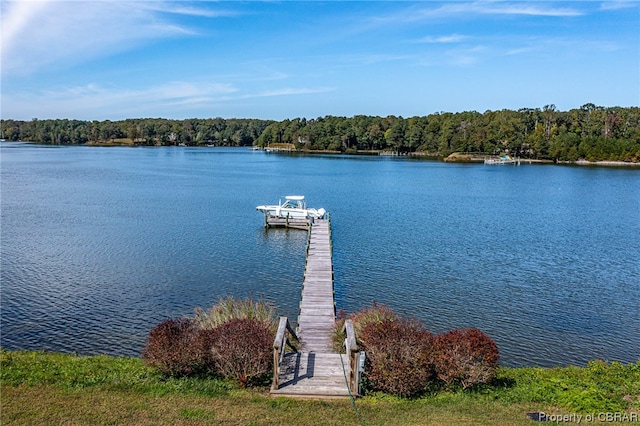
(1, 0), (639, 121)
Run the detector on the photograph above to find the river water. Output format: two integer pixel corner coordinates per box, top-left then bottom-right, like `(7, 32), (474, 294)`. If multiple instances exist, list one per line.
(1, 142), (639, 367)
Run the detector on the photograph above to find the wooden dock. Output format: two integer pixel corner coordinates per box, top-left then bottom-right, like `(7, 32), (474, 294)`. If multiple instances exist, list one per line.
(298, 219), (335, 352)
(270, 218), (360, 399)
(263, 214), (312, 230)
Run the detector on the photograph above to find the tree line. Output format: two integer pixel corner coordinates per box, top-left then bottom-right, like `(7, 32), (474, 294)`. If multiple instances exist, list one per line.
(0, 118), (274, 147)
(2, 104), (639, 161)
(256, 104), (640, 162)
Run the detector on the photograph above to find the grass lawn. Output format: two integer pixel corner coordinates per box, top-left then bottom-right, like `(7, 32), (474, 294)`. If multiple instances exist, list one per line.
(1, 350), (638, 425)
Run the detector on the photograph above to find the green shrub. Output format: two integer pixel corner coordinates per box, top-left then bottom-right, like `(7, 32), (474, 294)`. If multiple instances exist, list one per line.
(432, 328), (500, 389)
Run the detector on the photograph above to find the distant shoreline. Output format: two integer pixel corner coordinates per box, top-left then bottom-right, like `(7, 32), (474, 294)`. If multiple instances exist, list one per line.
(565, 159), (640, 167)
(442, 152), (640, 167)
(3, 141), (640, 167)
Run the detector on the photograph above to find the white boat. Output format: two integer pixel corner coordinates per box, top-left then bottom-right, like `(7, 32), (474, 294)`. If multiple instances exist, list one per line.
(256, 195), (326, 219)
(484, 155), (520, 165)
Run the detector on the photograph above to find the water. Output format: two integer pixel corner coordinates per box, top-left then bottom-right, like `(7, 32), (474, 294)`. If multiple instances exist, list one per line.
(1, 142), (639, 367)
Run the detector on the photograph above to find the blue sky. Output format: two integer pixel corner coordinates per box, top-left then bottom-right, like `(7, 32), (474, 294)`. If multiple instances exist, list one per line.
(1, 1), (638, 121)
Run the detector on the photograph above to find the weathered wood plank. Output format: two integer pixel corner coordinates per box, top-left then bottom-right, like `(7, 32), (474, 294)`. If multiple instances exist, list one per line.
(271, 218), (353, 399)
(271, 353), (350, 397)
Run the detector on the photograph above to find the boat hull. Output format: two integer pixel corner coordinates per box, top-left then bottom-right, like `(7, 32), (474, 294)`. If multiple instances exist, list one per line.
(256, 196), (326, 220)
(256, 206), (326, 219)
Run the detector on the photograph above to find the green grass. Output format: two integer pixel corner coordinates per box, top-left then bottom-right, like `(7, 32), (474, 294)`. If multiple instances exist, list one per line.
(492, 361), (640, 412)
(2, 350), (639, 425)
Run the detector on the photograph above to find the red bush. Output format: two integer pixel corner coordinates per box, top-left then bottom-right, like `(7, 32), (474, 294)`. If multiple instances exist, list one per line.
(142, 318), (215, 377)
(209, 318), (274, 387)
(359, 317), (434, 397)
(432, 328), (500, 389)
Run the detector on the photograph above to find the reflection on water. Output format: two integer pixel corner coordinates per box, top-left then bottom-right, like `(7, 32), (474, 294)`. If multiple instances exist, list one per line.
(1, 142), (639, 366)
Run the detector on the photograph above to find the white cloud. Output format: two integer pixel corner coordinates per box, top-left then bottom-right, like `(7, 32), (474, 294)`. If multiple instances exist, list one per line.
(2, 80), (334, 120)
(377, 1), (583, 24)
(470, 2), (583, 17)
(0, 1), (203, 76)
(1, 1), (50, 58)
(149, 81), (238, 101)
(148, 3), (240, 18)
(416, 34), (468, 44)
(3, 80), (238, 119)
(255, 87), (335, 98)
(502, 36), (622, 57)
(504, 46), (536, 56)
(599, 1), (638, 11)
(445, 45), (488, 66)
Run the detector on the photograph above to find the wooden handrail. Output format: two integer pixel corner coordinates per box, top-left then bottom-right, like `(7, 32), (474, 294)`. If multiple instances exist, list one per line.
(272, 316), (298, 390)
(342, 319), (360, 395)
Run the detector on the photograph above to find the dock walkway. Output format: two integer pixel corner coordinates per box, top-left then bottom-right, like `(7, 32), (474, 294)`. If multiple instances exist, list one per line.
(270, 219), (356, 399)
(298, 219), (335, 353)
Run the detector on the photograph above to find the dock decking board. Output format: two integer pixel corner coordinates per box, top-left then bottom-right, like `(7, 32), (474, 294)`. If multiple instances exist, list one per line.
(298, 220), (336, 353)
(270, 353), (350, 398)
(271, 218), (352, 398)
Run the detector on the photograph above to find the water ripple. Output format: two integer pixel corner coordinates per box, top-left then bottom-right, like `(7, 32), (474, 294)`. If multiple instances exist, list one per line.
(2, 144), (639, 366)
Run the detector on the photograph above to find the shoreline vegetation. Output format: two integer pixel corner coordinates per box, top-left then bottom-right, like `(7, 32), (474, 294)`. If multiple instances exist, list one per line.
(5, 140), (640, 168)
(1, 350), (639, 425)
(2, 104), (639, 165)
(2, 301), (639, 424)
(441, 152), (640, 167)
(6, 137), (640, 169)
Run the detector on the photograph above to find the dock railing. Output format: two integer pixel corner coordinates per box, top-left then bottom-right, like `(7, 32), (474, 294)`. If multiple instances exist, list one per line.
(343, 319), (360, 396)
(272, 316), (299, 390)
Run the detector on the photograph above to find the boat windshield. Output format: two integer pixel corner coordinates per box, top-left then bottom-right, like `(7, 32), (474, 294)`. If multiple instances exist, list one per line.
(282, 196), (305, 209)
(283, 200), (303, 209)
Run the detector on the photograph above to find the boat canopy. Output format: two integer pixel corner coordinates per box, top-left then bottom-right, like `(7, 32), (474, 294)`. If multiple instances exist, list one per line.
(285, 195), (305, 201)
